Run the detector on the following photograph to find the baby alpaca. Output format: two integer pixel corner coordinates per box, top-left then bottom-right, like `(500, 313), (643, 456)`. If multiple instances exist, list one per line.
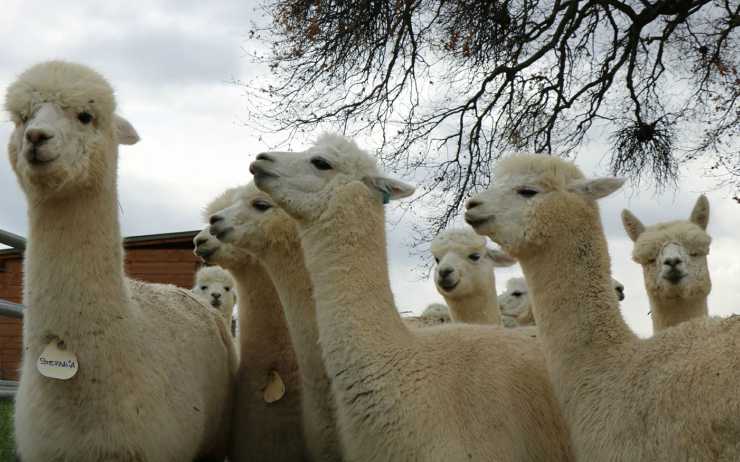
(7, 61), (236, 461)
(192, 265), (237, 329)
(466, 154), (740, 461)
(431, 228), (515, 324)
(249, 134), (573, 461)
(622, 195), (711, 332)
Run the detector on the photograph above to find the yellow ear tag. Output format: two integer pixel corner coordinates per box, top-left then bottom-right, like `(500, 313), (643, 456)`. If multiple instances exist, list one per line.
(37, 340), (78, 380)
(263, 370), (285, 403)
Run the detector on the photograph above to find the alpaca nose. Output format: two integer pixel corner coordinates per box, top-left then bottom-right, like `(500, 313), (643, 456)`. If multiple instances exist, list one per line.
(26, 128), (53, 146)
(466, 199), (482, 209)
(439, 267), (454, 278)
(256, 153), (274, 162)
(663, 257), (682, 268)
(212, 293), (221, 299)
(209, 215), (223, 225)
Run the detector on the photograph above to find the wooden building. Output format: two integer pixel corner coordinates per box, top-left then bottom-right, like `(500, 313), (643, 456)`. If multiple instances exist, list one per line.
(0, 230), (202, 380)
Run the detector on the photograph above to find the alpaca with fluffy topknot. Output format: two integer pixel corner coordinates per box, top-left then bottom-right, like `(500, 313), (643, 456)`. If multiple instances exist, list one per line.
(431, 228), (515, 324)
(248, 133), (573, 461)
(622, 195), (711, 333)
(192, 265), (236, 329)
(466, 154), (740, 461)
(195, 187), (305, 462)
(7, 61), (237, 461)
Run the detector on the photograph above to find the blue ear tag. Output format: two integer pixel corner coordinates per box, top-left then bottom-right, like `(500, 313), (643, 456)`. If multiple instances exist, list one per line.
(381, 190), (391, 204)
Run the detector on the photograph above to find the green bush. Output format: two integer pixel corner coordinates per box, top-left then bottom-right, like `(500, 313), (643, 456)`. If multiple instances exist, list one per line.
(0, 399), (15, 462)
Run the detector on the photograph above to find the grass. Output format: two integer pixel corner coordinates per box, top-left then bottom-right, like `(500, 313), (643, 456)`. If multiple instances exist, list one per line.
(0, 399), (14, 462)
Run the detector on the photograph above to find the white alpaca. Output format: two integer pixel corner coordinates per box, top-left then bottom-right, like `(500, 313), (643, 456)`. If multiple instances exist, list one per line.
(498, 277), (625, 327)
(465, 154), (740, 460)
(195, 189), (306, 462)
(7, 61), (236, 461)
(622, 195), (711, 332)
(421, 303), (451, 323)
(431, 228), (515, 324)
(209, 182), (343, 461)
(248, 134), (573, 461)
(192, 265), (237, 329)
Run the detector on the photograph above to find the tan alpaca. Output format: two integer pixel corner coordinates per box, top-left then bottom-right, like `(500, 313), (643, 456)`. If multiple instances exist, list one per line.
(192, 265), (237, 329)
(196, 189), (306, 462)
(466, 154), (740, 461)
(7, 61), (236, 461)
(431, 228), (515, 324)
(209, 182), (343, 461)
(622, 195), (711, 332)
(421, 303), (452, 323)
(248, 134), (573, 461)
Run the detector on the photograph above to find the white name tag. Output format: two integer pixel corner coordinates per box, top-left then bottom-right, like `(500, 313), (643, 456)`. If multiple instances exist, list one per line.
(37, 340), (78, 380)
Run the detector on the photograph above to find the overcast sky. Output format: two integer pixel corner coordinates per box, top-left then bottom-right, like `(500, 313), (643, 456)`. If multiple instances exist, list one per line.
(0, 0), (737, 337)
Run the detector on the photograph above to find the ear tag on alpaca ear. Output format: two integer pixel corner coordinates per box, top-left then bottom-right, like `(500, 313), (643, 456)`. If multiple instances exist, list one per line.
(263, 370), (285, 403)
(37, 340), (78, 380)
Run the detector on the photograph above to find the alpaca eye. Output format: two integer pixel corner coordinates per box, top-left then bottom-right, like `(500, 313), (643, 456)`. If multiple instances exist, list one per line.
(224, 287), (231, 292)
(468, 253), (481, 261)
(512, 291), (523, 297)
(77, 112), (93, 124)
(200, 285), (207, 290)
(434, 257), (439, 264)
(516, 188), (538, 198)
(310, 157), (333, 170)
(253, 200), (272, 211)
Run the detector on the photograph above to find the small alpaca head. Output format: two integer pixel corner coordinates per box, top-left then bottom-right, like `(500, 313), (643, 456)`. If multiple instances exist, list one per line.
(420, 303), (451, 323)
(208, 182), (299, 256)
(498, 277), (532, 324)
(192, 266), (236, 315)
(622, 195), (711, 300)
(249, 133), (415, 222)
(6, 61), (139, 198)
(464, 155), (624, 257)
(431, 228), (515, 300)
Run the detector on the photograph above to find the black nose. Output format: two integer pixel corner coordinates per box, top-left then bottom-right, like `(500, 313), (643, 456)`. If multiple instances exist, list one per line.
(195, 237), (208, 246)
(26, 129), (53, 146)
(466, 199), (481, 209)
(663, 257), (682, 268)
(439, 267), (454, 278)
(212, 293), (221, 299)
(209, 215), (223, 225)
(256, 153), (274, 162)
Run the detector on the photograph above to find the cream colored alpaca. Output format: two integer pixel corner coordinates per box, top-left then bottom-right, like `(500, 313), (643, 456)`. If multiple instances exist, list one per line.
(249, 134), (573, 461)
(192, 265), (237, 328)
(466, 155), (740, 461)
(195, 188), (305, 462)
(431, 228), (515, 324)
(498, 277), (625, 327)
(209, 182), (342, 461)
(421, 303), (451, 323)
(622, 195), (711, 332)
(7, 61), (236, 461)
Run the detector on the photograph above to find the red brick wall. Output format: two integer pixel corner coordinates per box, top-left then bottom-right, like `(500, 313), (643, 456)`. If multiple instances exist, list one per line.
(0, 245), (201, 380)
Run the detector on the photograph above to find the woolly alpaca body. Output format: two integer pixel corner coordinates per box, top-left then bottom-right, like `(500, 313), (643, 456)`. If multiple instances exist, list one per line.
(466, 155), (740, 461)
(250, 134), (573, 461)
(192, 265), (236, 328)
(209, 182), (342, 461)
(8, 61), (236, 461)
(431, 228), (515, 324)
(622, 196), (711, 332)
(196, 192), (305, 462)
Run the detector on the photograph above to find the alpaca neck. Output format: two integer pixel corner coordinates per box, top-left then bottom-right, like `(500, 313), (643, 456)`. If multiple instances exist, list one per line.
(446, 286), (502, 325)
(648, 293), (708, 333)
(24, 182), (130, 334)
(518, 211), (635, 363)
(299, 183), (409, 357)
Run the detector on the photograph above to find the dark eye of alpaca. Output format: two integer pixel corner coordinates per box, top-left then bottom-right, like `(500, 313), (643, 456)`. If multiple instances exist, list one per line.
(512, 291), (523, 297)
(434, 257), (440, 264)
(516, 187), (538, 198)
(224, 287), (231, 292)
(468, 253), (481, 262)
(200, 285), (207, 291)
(310, 157), (333, 171)
(77, 112), (93, 124)
(253, 200), (272, 211)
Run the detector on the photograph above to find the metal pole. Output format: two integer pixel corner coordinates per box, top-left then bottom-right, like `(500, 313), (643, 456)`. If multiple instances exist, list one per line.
(0, 299), (23, 319)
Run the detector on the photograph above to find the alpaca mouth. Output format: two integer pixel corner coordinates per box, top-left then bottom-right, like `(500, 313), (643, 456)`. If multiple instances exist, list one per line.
(25, 148), (59, 165)
(438, 280), (459, 292)
(664, 271), (686, 284)
(211, 299), (222, 308)
(250, 162), (278, 179)
(464, 213), (492, 228)
(195, 246), (217, 260)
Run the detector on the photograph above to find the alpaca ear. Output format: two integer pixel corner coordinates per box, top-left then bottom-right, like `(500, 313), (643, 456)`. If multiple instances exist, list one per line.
(363, 176), (416, 203)
(486, 248), (516, 267)
(621, 209), (645, 241)
(567, 177), (625, 200)
(689, 194), (710, 230)
(115, 114), (140, 146)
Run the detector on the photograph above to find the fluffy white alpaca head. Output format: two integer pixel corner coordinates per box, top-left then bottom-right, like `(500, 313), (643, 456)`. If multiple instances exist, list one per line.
(6, 61), (139, 198)
(192, 266), (236, 316)
(622, 195), (711, 300)
(464, 155), (624, 257)
(431, 228), (515, 300)
(208, 182), (299, 256)
(420, 303), (451, 323)
(248, 133), (415, 222)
